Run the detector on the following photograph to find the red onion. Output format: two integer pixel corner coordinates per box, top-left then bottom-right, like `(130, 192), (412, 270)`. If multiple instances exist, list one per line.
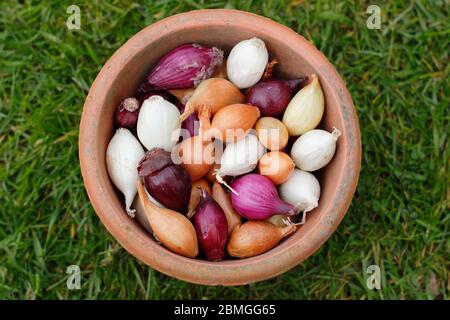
(246, 78), (307, 117)
(177, 101), (199, 138)
(138, 148), (191, 213)
(139, 44), (224, 91)
(193, 189), (228, 261)
(230, 174), (297, 220)
(114, 97), (140, 129)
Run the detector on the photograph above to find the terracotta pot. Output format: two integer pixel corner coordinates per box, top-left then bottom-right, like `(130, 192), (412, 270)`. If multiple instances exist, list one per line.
(79, 9), (361, 285)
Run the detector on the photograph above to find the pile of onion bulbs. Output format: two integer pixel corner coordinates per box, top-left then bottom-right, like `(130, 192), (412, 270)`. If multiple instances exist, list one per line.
(106, 38), (341, 260)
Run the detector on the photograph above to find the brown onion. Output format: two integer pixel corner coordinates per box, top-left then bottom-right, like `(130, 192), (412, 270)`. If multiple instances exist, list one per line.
(203, 104), (260, 142)
(173, 135), (215, 182)
(227, 221), (295, 258)
(137, 180), (198, 258)
(179, 78), (245, 122)
(258, 151), (295, 185)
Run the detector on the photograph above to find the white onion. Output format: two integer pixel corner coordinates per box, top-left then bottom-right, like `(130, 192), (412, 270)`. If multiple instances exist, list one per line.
(226, 37), (268, 89)
(279, 169), (320, 213)
(217, 134), (266, 177)
(137, 95), (180, 151)
(291, 128), (341, 171)
(106, 128), (145, 217)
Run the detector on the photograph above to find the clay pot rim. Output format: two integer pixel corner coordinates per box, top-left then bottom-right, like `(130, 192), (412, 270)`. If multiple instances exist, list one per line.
(79, 9), (361, 286)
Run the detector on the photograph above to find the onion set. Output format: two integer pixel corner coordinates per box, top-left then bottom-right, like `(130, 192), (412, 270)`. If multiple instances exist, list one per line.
(230, 174), (297, 220)
(106, 128), (145, 217)
(173, 135), (215, 182)
(291, 128), (341, 171)
(214, 134), (265, 192)
(137, 180), (198, 258)
(203, 104), (260, 142)
(115, 97), (140, 129)
(193, 189), (228, 261)
(279, 169), (320, 221)
(179, 78), (245, 122)
(104, 37), (343, 262)
(227, 37), (268, 89)
(258, 151), (295, 185)
(227, 221), (296, 258)
(137, 95), (180, 152)
(254, 117), (289, 151)
(247, 78), (306, 117)
(282, 74), (324, 136)
(139, 43), (224, 91)
(138, 148), (191, 214)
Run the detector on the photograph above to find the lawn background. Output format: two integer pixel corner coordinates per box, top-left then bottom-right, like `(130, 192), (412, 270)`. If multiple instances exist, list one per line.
(0, 0), (448, 299)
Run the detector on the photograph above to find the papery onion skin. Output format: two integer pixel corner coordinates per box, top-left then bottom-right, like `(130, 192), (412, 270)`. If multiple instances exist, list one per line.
(247, 78), (307, 117)
(106, 128), (145, 217)
(230, 174), (297, 220)
(138, 148), (191, 213)
(290, 128), (341, 171)
(193, 189), (228, 261)
(139, 44), (224, 91)
(114, 92), (167, 134)
(215, 133), (266, 182)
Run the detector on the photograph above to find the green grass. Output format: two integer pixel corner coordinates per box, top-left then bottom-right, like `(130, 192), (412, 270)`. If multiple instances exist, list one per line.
(0, 0), (448, 299)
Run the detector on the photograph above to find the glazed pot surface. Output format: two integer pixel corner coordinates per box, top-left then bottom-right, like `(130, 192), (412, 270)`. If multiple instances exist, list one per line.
(79, 9), (361, 285)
